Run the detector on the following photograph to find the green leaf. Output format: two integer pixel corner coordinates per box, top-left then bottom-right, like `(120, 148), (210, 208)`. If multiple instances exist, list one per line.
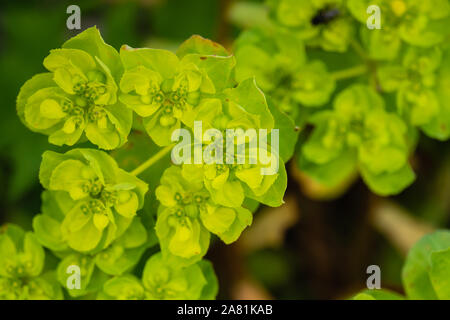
(360, 162), (415, 196)
(204, 174), (245, 208)
(234, 27), (306, 96)
(298, 148), (358, 189)
(180, 54), (235, 92)
(430, 248), (450, 299)
(224, 78), (274, 130)
(156, 207), (210, 267)
(23, 87), (69, 133)
(0, 225), (45, 279)
(84, 119), (120, 150)
(402, 230), (450, 300)
(361, 28), (401, 61)
(242, 197), (260, 213)
(334, 84), (384, 116)
(30, 272), (63, 300)
(423, 50), (450, 140)
(244, 158), (287, 207)
(143, 110), (181, 146)
(41, 191), (75, 220)
(229, 2), (273, 29)
(73, 148), (119, 183)
(120, 47), (179, 79)
(33, 213), (68, 252)
(43, 48), (96, 94)
(234, 43), (275, 92)
(39, 151), (70, 189)
(198, 260), (218, 300)
(63, 26), (123, 80)
(116, 218), (147, 249)
(0, 231), (17, 277)
(23, 233), (45, 277)
(377, 65), (408, 92)
(95, 244), (147, 276)
(49, 159), (91, 200)
(200, 205), (236, 235)
(16, 73), (55, 125)
(267, 97), (299, 162)
(142, 252), (207, 300)
(63, 213), (102, 253)
(217, 207), (252, 244)
(399, 17), (448, 47)
(291, 60), (335, 107)
(346, 0), (371, 22)
(177, 35), (230, 59)
(352, 289), (405, 300)
(301, 114), (345, 165)
(101, 275), (144, 299)
(104, 102), (133, 145)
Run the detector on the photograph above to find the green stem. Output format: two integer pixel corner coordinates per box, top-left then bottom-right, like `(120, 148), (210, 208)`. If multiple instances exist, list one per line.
(330, 64), (368, 81)
(350, 39), (369, 61)
(131, 144), (174, 176)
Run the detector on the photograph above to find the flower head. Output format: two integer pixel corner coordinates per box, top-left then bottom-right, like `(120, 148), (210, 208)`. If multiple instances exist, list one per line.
(17, 27), (132, 149)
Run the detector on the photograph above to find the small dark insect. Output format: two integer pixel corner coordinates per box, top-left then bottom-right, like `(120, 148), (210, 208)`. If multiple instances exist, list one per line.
(311, 7), (340, 26)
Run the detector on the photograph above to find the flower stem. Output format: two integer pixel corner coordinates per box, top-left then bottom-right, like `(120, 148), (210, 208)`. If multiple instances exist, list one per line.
(330, 64), (368, 81)
(131, 144), (174, 176)
(350, 39), (369, 61)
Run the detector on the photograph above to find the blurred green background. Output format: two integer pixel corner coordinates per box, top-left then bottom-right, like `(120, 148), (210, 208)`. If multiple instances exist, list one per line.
(0, 0), (449, 299)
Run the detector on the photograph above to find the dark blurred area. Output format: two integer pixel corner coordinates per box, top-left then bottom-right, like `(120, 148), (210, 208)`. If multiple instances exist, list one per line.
(0, 0), (449, 300)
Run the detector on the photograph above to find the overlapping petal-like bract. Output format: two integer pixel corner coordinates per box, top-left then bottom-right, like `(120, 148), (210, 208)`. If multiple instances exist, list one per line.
(36, 148), (148, 253)
(300, 84), (416, 195)
(17, 27), (132, 150)
(348, 0), (450, 60)
(0, 224), (62, 300)
(99, 252), (218, 300)
(267, 0), (355, 52)
(377, 47), (450, 140)
(119, 47), (215, 146)
(51, 217), (151, 298)
(119, 36), (237, 146)
(155, 166), (253, 264)
(234, 28), (335, 120)
(186, 93), (283, 209)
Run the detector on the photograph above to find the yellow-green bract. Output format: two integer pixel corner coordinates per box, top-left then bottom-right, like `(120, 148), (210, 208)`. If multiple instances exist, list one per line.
(17, 27), (132, 150)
